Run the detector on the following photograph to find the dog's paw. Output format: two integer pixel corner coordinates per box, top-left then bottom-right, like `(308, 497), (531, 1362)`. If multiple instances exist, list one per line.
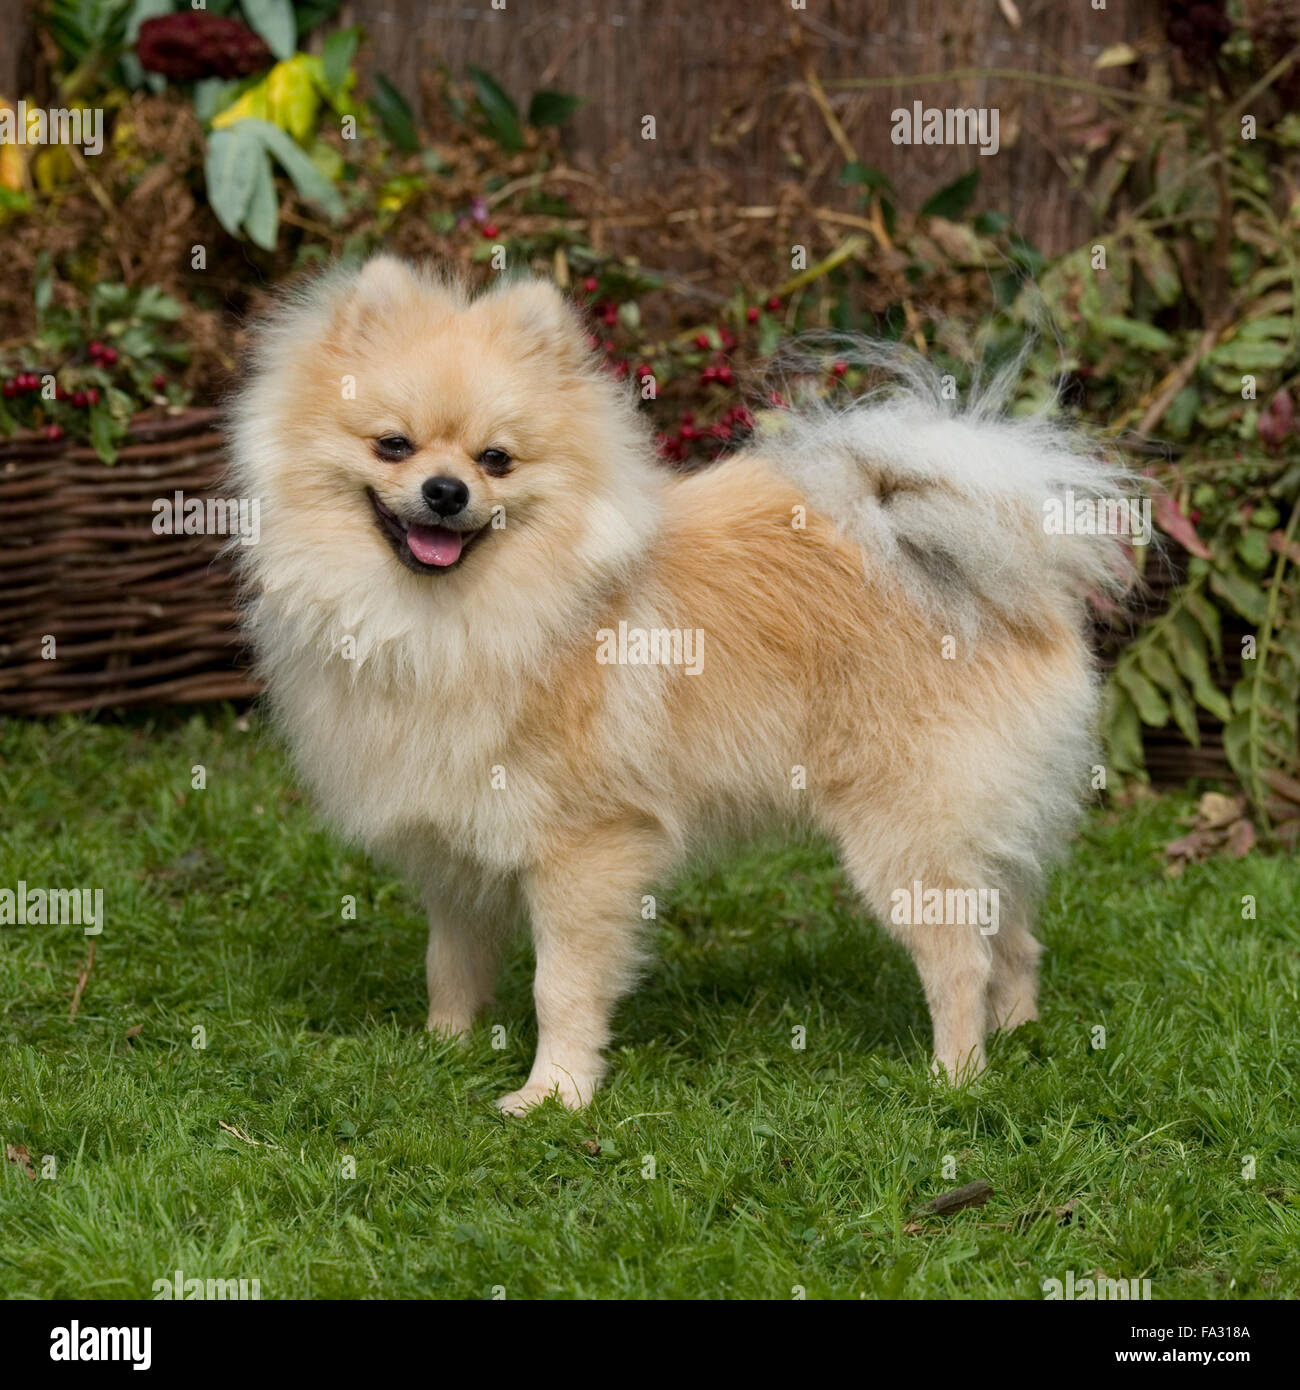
(495, 1068), (597, 1115)
(930, 1044), (986, 1086)
(495, 1084), (574, 1116)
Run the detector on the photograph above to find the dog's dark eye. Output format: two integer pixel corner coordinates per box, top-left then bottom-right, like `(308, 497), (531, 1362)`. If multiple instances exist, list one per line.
(478, 447), (512, 475)
(374, 435), (415, 462)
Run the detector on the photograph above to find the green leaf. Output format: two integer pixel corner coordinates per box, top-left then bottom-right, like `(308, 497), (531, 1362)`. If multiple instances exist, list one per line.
(1167, 684), (1202, 747)
(33, 251), (53, 315)
(241, 0), (295, 61)
(133, 285), (183, 321)
(1236, 528), (1272, 572)
(1209, 565), (1269, 625)
(1222, 710), (1253, 782)
(1137, 643), (1184, 698)
(292, 0), (342, 33)
(1116, 663), (1170, 727)
(204, 126), (262, 236)
(1129, 226), (1181, 306)
(89, 404), (121, 464)
(1164, 385), (1199, 437)
(322, 24), (360, 95)
(527, 89), (584, 127)
(243, 150), (279, 250)
(241, 119), (343, 218)
(1208, 338), (1289, 371)
(840, 162), (894, 193)
(1106, 689), (1146, 776)
(370, 73), (419, 153)
(469, 66), (523, 151)
(1094, 315), (1175, 352)
(1168, 610), (1232, 721)
(920, 170), (979, 219)
(1183, 587), (1223, 659)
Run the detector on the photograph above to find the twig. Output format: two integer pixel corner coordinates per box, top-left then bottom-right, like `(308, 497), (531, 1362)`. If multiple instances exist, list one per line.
(218, 1121), (280, 1150)
(1114, 314), (1234, 437)
(68, 939), (95, 1021)
(486, 166), (601, 209)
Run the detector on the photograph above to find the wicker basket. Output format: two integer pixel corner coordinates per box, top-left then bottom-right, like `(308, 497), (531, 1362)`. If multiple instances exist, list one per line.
(0, 407), (258, 714)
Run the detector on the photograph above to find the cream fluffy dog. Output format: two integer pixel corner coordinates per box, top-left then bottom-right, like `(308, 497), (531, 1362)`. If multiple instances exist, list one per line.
(230, 257), (1127, 1112)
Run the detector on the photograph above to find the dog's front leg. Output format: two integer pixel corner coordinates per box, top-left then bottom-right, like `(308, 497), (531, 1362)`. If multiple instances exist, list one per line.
(497, 819), (668, 1114)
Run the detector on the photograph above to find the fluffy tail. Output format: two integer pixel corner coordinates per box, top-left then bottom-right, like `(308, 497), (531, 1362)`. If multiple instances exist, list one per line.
(761, 346), (1138, 638)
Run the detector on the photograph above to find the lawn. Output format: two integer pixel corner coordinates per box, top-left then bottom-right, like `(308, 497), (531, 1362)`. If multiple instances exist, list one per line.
(1, 708), (1298, 1300)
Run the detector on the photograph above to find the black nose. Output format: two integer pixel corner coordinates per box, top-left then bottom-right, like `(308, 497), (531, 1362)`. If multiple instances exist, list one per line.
(421, 475), (469, 518)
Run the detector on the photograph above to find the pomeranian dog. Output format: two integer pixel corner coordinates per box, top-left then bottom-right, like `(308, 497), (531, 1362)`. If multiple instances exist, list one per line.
(230, 256), (1129, 1113)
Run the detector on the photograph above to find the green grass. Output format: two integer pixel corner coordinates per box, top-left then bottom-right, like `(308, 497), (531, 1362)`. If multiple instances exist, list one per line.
(1, 708), (1298, 1300)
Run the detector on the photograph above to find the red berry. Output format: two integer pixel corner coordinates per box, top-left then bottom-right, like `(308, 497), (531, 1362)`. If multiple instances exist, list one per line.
(601, 305), (617, 327)
(1, 380), (16, 399)
(54, 385), (67, 401)
(695, 333), (710, 349)
(635, 363), (653, 378)
(44, 423), (63, 441)
(71, 390), (88, 408)
(716, 365), (733, 385)
(152, 373), (167, 390)
(583, 276), (599, 293)
(766, 296), (781, 311)
(85, 388), (100, 406)
(831, 360), (848, 378)
(601, 340), (615, 353)
(585, 333), (599, 350)
(88, 340), (105, 358)
(481, 223), (499, 239)
(745, 306), (759, 324)
(680, 424), (697, 440)
(101, 347), (118, 365)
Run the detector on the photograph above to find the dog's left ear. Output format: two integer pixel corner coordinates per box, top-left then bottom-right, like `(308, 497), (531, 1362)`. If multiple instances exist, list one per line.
(489, 279), (590, 371)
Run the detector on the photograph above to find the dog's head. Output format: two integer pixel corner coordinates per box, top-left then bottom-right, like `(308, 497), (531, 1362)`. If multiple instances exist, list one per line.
(231, 257), (660, 665)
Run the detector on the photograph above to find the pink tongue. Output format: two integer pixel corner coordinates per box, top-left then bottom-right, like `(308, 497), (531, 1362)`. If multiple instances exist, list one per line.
(407, 523), (464, 567)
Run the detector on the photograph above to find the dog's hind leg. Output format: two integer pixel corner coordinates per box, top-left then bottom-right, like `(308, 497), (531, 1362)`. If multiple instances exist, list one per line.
(828, 813), (994, 1082)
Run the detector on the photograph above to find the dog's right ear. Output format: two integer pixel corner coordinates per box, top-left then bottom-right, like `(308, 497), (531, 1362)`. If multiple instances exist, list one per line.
(330, 256), (418, 338)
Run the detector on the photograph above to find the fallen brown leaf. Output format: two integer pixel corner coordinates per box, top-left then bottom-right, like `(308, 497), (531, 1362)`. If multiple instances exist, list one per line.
(1198, 791), (1246, 829)
(912, 1179), (992, 1218)
(5, 1142), (35, 1179)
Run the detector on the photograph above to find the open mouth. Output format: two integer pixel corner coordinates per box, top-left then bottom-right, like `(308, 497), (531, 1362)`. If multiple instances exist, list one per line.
(366, 488), (487, 575)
